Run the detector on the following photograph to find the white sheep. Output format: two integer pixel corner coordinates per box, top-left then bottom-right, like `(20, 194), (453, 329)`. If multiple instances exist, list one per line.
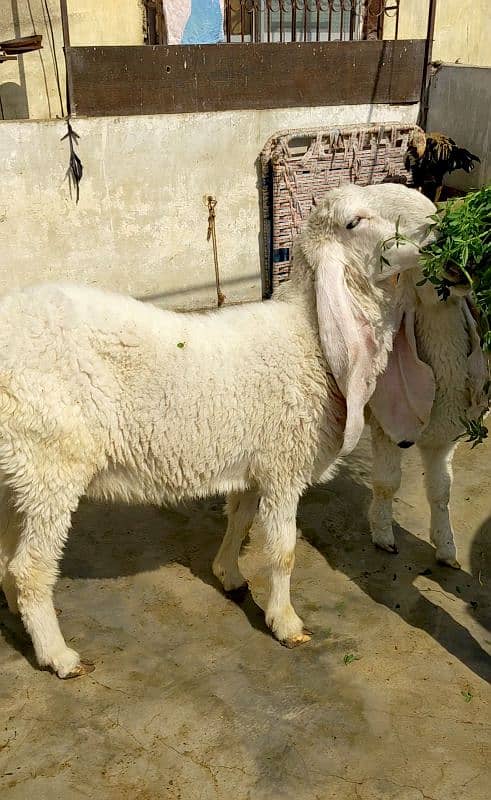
(0, 184), (423, 678)
(363, 185), (489, 568)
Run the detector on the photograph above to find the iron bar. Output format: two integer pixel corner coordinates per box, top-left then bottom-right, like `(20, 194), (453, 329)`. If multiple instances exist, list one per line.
(419, 0), (438, 128)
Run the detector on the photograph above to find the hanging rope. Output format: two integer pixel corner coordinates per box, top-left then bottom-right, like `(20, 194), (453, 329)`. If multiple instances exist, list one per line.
(207, 196), (225, 308)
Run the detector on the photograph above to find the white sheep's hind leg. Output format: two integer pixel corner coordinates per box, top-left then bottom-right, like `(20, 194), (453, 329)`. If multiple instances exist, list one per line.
(369, 422), (402, 554)
(420, 443), (460, 568)
(9, 486), (94, 678)
(213, 491), (258, 593)
(0, 487), (21, 615)
(259, 492), (310, 648)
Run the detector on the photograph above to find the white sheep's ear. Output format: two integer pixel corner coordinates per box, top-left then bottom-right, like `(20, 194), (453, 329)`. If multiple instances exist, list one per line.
(315, 242), (383, 456)
(369, 310), (435, 445)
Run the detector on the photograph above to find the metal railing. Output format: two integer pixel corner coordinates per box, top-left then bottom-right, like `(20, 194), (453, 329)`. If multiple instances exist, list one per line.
(144, 1), (401, 45)
(224, 0), (399, 43)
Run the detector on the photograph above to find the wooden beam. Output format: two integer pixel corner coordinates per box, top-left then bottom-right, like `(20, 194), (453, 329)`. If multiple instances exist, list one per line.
(0, 34), (42, 54)
(66, 39), (426, 118)
(59, 0), (71, 48)
(59, 0), (71, 116)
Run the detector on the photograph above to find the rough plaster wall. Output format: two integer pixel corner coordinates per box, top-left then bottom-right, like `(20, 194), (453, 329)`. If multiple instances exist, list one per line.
(430, 0), (491, 67)
(0, 103), (418, 310)
(0, 1), (143, 121)
(427, 64), (490, 192)
(386, 0), (490, 67)
(66, 0), (144, 45)
(383, 1), (428, 41)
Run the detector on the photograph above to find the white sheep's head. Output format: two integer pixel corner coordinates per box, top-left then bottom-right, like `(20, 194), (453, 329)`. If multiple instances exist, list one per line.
(300, 184), (402, 284)
(294, 183), (425, 456)
(361, 183), (471, 305)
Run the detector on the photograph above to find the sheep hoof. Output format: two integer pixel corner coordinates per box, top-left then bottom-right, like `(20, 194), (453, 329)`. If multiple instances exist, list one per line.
(212, 560), (247, 595)
(282, 630), (312, 648)
(375, 541), (399, 555)
(61, 659), (96, 680)
(437, 557), (461, 570)
(225, 584), (249, 604)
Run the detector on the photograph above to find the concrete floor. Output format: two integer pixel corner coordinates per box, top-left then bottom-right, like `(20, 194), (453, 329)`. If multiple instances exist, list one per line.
(0, 432), (489, 800)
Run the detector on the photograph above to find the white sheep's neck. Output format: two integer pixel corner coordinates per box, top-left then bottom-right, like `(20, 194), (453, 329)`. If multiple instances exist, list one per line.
(273, 247), (317, 314)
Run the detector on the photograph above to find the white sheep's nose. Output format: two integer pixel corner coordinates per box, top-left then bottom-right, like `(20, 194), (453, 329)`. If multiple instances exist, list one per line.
(375, 238), (422, 282)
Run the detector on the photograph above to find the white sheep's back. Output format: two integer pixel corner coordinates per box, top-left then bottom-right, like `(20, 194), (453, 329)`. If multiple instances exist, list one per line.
(0, 282), (339, 507)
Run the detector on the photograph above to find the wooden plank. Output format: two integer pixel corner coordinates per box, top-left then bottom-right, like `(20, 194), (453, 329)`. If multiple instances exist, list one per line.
(67, 40), (425, 118)
(0, 34), (42, 54)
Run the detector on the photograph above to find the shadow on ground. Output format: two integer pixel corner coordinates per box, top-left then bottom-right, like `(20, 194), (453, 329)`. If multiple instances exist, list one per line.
(1, 455), (489, 682)
(298, 464), (491, 683)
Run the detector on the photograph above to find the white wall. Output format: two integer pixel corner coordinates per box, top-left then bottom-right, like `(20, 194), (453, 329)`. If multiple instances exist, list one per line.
(427, 64), (490, 192)
(387, 0), (491, 67)
(1, 103), (418, 310)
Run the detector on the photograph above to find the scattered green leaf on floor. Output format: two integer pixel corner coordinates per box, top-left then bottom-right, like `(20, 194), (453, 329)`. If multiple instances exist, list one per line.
(461, 690), (473, 703)
(335, 601), (346, 616)
(343, 653), (360, 665)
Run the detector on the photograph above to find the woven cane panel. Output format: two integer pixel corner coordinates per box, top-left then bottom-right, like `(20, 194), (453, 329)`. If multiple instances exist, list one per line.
(260, 123), (421, 294)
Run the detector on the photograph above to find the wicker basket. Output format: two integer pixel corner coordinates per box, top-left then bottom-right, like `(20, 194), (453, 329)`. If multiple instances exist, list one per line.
(260, 123), (422, 295)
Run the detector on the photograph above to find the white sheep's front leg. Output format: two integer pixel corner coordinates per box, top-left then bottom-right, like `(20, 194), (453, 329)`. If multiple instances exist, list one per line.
(419, 443), (460, 568)
(213, 490), (258, 593)
(369, 421), (402, 553)
(0, 487), (21, 615)
(9, 490), (95, 679)
(258, 492), (310, 648)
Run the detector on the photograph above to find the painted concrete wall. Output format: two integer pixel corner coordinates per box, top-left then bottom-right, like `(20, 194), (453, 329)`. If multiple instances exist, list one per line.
(426, 64), (490, 191)
(388, 0), (491, 67)
(0, 1), (144, 120)
(0, 103), (418, 310)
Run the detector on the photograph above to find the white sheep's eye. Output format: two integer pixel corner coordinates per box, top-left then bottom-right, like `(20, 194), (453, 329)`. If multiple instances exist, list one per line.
(346, 216), (361, 230)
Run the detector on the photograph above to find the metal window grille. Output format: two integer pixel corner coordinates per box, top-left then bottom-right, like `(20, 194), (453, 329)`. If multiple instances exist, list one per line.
(144, 1), (400, 45)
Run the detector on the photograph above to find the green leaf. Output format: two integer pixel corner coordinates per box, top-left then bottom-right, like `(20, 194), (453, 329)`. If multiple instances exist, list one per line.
(343, 653), (360, 665)
(335, 600), (346, 616)
(454, 411), (489, 446)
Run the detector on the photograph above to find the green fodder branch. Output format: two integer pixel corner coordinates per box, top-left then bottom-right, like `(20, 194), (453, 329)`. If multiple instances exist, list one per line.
(419, 186), (491, 349)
